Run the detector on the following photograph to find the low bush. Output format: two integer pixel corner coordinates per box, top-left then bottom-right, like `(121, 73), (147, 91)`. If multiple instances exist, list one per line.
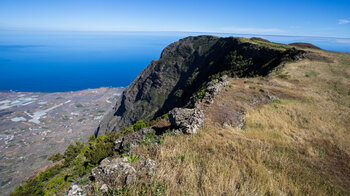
(131, 120), (147, 132)
(63, 141), (84, 166)
(84, 134), (114, 167)
(48, 152), (63, 162)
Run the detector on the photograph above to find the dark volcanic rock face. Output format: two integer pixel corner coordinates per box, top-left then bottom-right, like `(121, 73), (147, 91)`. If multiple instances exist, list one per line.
(97, 36), (304, 135)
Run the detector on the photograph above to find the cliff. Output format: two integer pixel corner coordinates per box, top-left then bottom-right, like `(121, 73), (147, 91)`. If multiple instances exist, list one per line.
(97, 36), (304, 135)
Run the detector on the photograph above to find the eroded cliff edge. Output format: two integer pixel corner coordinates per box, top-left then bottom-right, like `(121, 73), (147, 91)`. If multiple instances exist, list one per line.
(97, 36), (304, 135)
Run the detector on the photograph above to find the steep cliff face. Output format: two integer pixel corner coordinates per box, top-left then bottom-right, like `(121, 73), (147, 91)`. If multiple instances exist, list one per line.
(97, 36), (304, 135)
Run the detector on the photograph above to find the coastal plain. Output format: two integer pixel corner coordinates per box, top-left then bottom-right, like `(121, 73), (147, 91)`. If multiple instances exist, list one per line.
(0, 87), (123, 195)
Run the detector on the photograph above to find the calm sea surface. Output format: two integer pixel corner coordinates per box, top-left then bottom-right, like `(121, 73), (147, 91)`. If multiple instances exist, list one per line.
(0, 31), (349, 92)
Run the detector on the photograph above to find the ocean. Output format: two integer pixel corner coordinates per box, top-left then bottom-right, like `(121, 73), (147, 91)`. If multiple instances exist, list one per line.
(0, 30), (349, 92)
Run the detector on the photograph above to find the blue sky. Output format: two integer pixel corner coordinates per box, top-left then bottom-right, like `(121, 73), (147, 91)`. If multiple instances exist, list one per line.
(0, 0), (349, 37)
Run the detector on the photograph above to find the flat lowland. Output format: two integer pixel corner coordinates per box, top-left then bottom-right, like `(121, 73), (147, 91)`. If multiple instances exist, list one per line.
(0, 87), (123, 195)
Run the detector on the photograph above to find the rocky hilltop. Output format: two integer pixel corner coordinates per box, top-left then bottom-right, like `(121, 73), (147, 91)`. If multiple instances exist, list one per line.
(97, 36), (304, 135)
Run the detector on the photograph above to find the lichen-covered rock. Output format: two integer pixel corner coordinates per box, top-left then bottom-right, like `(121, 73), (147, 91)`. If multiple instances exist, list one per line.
(67, 184), (86, 196)
(169, 108), (204, 134)
(91, 158), (137, 188)
(200, 75), (230, 105)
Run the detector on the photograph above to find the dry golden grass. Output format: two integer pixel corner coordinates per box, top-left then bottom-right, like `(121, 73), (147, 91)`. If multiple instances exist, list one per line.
(127, 50), (350, 195)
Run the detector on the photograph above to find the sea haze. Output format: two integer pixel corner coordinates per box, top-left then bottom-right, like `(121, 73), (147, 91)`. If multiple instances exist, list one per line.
(0, 30), (349, 92)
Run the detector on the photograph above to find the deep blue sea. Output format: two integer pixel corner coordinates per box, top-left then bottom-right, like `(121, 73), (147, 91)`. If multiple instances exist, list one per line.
(0, 30), (349, 92)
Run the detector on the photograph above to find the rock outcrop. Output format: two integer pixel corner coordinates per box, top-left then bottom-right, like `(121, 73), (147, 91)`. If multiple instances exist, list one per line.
(91, 157), (157, 190)
(91, 158), (137, 188)
(197, 75), (230, 107)
(168, 75), (230, 134)
(169, 108), (204, 134)
(97, 36), (305, 135)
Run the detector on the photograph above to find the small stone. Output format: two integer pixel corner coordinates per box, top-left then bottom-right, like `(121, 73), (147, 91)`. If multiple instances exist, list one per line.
(114, 139), (122, 150)
(143, 158), (157, 171)
(99, 158), (111, 167)
(100, 184), (108, 193)
(68, 184), (86, 196)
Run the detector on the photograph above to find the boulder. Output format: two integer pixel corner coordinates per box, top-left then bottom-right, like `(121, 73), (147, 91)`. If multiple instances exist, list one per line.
(169, 108), (204, 134)
(91, 158), (137, 188)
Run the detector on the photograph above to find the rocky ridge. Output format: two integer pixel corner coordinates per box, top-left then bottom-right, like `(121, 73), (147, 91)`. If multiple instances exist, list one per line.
(97, 36), (305, 135)
(169, 75), (230, 134)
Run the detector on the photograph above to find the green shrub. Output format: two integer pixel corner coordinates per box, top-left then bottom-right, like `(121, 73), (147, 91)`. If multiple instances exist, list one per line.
(63, 141), (84, 166)
(135, 120), (147, 132)
(77, 176), (89, 185)
(75, 103), (83, 108)
(174, 89), (184, 98)
(277, 74), (288, 79)
(122, 154), (140, 163)
(140, 129), (157, 145)
(196, 88), (206, 100)
(84, 134), (114, 167)
(70, 154), (89, 177)
(37, 165), (63, 182)
(44, 171), (70, 196)
(147, 113), (169, 126)
(9, 178), (44, 196)
(273, 98), (282, 103)
(48, 152), (63, 162)
(9, 164), (65, 196)
(61, 116), (69, 121)
(161, 113), (168, 119)
(249, 86), (256, 90)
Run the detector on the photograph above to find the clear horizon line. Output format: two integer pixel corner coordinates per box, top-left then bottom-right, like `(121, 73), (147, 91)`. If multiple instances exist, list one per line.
(1, 27), (350, 40)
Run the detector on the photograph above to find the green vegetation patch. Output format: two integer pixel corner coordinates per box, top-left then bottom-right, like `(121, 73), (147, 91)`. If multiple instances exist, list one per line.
(75, 103), (83, 108)
(48, 152), (63, 162)
(249, 39), (292, 50)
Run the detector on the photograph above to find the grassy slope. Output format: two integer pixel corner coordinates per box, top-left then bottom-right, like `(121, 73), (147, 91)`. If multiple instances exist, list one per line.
(129, 49), (350, 195)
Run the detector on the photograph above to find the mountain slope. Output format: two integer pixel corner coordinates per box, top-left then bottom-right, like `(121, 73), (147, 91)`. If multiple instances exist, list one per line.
(97, 36), (304, 135)
(125, 47), (350, 195)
